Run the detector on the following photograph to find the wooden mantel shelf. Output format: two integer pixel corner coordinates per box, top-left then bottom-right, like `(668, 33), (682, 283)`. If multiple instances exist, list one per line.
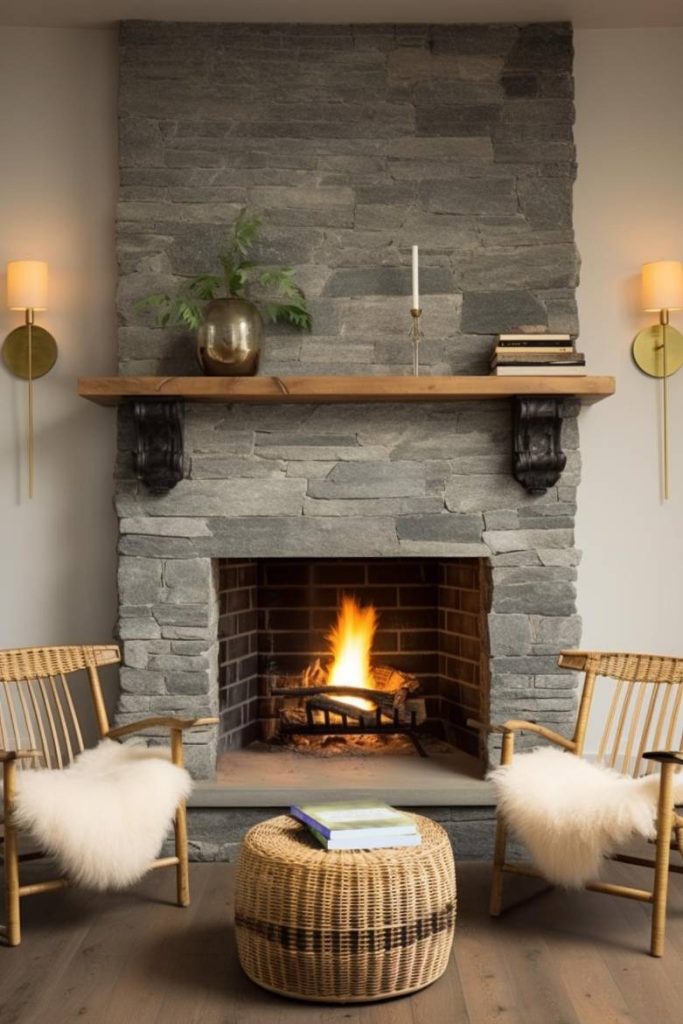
(79, 374), (614, 496)
(78, 374), (615, 406)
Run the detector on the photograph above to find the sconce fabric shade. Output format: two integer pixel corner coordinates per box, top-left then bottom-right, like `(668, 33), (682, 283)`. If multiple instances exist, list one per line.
(641, 260), (683, 312)
(7, 260), (48, 311)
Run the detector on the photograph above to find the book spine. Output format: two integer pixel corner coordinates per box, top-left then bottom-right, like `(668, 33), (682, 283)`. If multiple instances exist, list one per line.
(497, 335), (573, 344)
(289, 806), (331, 839)
(491, 364), (589, 372)
(492, 360), (586, 367)
(494, 346), (575, 355)
(308, 826), (329, 849)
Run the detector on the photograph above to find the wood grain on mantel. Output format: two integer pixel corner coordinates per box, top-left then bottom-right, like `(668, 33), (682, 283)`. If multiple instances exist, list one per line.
(78, 375), (615, 406)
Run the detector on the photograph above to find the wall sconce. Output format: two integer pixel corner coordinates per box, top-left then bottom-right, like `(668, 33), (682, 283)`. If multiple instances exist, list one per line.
(632, 260), (683, 500)
(1, 261), (58, 499)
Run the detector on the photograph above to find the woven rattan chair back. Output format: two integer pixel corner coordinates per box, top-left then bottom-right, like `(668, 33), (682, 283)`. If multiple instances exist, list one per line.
(559, 651), (683, 777)
(0, 645), (120, 770)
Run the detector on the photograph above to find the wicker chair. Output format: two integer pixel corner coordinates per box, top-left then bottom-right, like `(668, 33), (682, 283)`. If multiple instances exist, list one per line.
(470, 650), (683, 957)
(0, 644), (217, 947)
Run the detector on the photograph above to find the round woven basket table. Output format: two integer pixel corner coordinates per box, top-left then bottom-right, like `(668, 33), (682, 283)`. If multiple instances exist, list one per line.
(234, 813), (456, 1003)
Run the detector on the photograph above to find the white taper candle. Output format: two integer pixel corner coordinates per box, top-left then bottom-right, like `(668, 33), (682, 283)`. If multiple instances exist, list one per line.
(411, 245), (419, 309)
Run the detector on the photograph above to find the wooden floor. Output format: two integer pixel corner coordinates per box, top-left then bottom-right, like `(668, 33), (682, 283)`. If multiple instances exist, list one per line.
(1, 860), (682, 1024)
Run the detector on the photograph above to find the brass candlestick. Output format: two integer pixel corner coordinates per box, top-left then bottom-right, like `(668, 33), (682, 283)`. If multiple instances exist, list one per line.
(409, 308), (423, 376)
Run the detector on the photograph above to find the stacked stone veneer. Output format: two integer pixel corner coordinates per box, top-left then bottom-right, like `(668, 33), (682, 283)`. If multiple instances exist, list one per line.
(115, 21), (582, 780)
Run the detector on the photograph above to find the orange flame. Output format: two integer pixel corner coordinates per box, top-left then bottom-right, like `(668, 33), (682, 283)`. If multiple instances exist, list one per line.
(326, 596), (377, 710)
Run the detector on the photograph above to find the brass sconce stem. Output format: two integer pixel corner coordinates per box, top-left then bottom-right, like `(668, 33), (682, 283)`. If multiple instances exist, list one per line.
(662, 356), (669, 500)
(653, 309), (672, 500)
(26, 308), (34, 499)
(632, 259), (683, 503)
(2, 261), (57, 501)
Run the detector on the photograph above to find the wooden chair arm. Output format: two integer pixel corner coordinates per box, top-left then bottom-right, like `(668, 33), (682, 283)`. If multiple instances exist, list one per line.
(0, 749), (41, 762)
(643, 750), (683, 766)
(107, 716), (219, 740)
(467, 718), (576, 751)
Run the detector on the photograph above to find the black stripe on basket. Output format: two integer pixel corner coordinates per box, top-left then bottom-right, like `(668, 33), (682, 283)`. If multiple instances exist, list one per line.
(235, 902), (455, 953)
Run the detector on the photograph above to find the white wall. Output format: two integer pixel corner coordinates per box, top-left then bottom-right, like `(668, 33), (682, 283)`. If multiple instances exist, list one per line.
(573, 27), (683, 750)
(0, 29), (118, 688)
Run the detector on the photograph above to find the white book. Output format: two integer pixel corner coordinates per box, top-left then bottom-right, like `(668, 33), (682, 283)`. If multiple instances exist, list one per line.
(310, 827), (422, 851)
(492, 366), (587, 376)
(498, 333), (573, 342)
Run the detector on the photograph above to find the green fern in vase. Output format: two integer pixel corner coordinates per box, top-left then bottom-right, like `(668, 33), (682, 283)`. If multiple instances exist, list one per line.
(137, 209), (312, 331)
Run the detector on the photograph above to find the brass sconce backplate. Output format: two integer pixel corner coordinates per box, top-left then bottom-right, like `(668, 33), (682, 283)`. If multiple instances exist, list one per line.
(2, 325), (58, 380)
(632, 324), (683, 379)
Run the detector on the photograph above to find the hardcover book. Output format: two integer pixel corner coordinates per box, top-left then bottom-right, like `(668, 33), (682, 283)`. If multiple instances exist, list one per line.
(308, 825), (422, 851)
(493, 346), (575, 355)
(492, 365), (587, 376)
(492, 352), (585, 365)
(290, 800), (418, 841)
(497, 334), (574, 344)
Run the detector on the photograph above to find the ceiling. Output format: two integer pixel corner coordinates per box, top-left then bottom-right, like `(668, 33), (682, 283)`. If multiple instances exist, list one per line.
(1, 1), (683, 30)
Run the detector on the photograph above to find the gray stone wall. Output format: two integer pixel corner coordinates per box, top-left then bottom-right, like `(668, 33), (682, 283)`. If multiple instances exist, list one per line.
(115, 22), (582, 781)
(118, 21), (578, 375)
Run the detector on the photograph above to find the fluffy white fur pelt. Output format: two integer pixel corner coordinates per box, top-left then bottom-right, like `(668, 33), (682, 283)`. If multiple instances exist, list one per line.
(489, 747), (683, 888)
(14, 739), (192, 891)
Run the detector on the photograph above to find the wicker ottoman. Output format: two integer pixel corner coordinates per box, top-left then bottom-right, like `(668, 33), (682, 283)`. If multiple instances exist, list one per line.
(234, 813), (456, 1003)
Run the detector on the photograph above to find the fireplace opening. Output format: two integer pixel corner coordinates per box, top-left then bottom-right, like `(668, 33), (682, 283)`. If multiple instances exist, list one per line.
(270, 594), (427, 756)
(217, 558), (491, 767)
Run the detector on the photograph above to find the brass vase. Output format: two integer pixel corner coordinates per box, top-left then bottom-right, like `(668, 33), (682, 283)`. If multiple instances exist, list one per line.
(196, 297), (263, 376)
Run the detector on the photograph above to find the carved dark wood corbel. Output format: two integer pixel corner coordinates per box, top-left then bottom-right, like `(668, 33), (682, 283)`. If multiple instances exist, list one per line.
(512, 397), (567, 495)
(133, 400), (185, 495)
(128, 393), (569, 497)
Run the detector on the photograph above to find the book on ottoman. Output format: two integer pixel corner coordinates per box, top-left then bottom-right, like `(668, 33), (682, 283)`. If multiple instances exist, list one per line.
(290, 799), (421, 850)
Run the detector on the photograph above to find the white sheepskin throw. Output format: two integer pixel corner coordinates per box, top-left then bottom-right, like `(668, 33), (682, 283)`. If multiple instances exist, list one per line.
(489, 747), (683, 888)
(14, 739), (192, 891)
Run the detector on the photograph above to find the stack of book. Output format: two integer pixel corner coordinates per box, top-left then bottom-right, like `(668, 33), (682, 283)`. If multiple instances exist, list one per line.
(490, 334), (586, 376)
(290, 799), (421, 851)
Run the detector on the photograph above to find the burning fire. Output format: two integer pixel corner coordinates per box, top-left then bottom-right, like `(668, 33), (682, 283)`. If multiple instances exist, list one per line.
(326, 596), (377, 710)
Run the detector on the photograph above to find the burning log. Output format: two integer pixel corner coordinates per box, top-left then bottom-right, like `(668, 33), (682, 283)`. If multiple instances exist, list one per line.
(305, 695), (387, 727)
(371, 667), (420, 703)
(270, 680), (416, 711)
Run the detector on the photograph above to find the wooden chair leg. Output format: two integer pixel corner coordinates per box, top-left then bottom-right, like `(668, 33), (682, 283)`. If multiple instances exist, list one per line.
(489, 814), (508, 917)
(650, 760), (675, 957)
(3, 760), (21, 946)
(489, 730), (514, 917)
(170, 729), (190, 908)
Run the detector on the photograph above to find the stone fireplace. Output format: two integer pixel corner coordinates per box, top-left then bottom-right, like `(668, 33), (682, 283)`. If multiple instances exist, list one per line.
(115, 396), (581, 780)
(113, 21), (583, 856)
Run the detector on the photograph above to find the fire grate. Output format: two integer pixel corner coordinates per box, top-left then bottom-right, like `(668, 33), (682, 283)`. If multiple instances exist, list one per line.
(266, 667), (429, 757)
(279, 703), (428, 757)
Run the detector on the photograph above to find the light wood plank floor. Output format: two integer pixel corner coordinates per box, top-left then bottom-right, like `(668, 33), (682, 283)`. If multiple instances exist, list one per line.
(1, 860), (682, 1023)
